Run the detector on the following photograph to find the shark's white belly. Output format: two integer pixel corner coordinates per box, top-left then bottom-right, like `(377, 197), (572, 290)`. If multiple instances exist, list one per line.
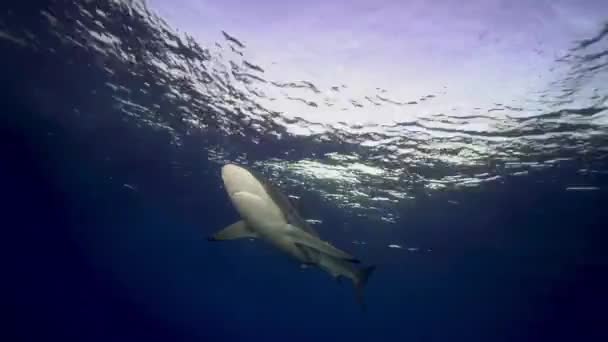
(229, 191), (309, 262)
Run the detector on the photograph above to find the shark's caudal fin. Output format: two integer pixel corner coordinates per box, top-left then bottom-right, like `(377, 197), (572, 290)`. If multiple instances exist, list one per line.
(354, 265), (376, 312)
(208, 220), (258, 241)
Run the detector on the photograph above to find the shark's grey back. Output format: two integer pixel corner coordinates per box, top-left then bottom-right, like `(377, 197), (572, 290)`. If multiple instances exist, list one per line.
(245, 166), (320, 238)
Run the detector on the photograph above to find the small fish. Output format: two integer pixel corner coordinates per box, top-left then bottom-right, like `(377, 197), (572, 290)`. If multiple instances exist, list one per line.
(123, 183), (137, 191)
(566, 186), (599, 191)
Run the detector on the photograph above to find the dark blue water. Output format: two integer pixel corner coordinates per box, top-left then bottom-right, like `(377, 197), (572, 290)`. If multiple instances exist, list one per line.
(3, 2), (608, 342)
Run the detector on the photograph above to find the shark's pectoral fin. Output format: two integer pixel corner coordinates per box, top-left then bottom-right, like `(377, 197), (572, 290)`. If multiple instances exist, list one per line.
(208, 220), (257, 241)
(289, 228), (360, 263)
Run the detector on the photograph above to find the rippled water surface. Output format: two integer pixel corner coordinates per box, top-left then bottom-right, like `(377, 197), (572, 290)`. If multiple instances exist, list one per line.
(3, 1), (607, 224)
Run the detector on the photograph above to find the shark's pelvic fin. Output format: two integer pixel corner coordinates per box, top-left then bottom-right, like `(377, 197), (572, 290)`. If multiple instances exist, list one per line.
(208, 220), (258, 241)
(288, 227), (360, 263)
(294, 242), (319, 263)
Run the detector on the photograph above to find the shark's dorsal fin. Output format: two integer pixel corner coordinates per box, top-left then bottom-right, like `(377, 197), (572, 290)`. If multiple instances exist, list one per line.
(208, 220), (257, 241)
(272, 189), (320, 237)
(243, 166), (320, 238)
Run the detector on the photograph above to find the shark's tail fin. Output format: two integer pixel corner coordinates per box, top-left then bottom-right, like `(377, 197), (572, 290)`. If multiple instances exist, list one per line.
(354, 265), (376, 312)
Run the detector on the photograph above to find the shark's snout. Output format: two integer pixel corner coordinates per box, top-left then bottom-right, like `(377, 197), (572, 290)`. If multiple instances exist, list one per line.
(222, 164), (245, 196)
(221, 163), (243, 179)
(221, 164), (268, 199)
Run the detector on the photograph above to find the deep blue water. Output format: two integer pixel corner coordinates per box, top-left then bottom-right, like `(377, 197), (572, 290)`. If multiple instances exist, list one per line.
(4, 66), (608, 341)
(3, 2), (608, 342)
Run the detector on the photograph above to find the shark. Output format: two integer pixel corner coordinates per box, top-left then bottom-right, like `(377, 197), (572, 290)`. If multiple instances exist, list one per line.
(208, 163), (376, 310)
